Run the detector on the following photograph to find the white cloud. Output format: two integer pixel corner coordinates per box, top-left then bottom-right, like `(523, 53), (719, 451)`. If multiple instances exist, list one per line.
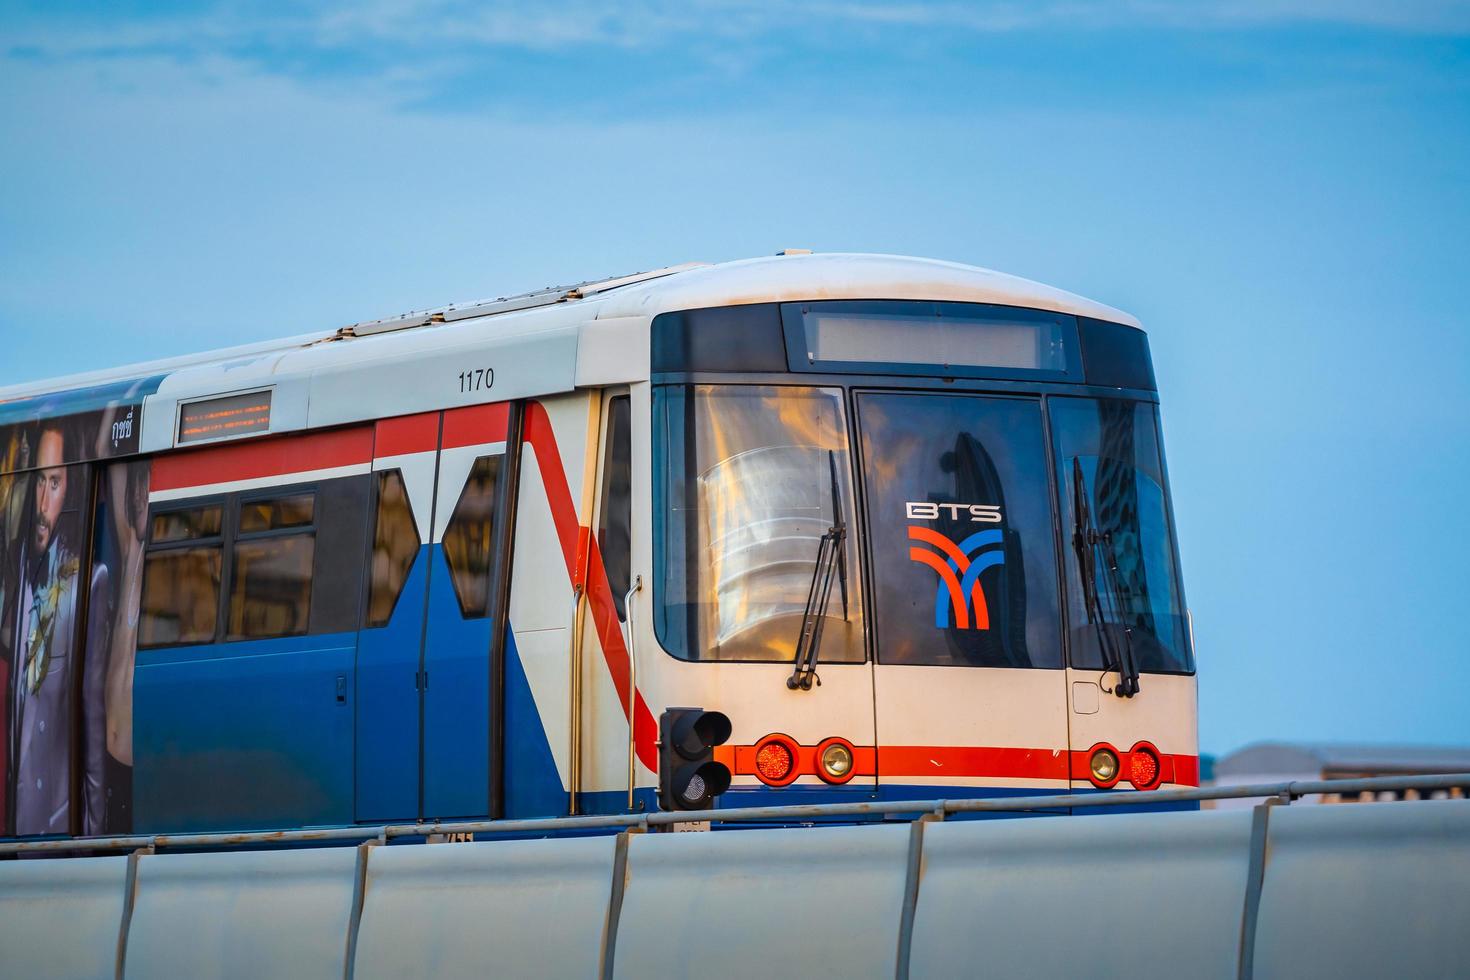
(6, 0), (1468, 69)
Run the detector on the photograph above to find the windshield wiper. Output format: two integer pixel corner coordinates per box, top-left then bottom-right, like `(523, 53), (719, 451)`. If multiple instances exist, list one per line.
(1071, 457), (1140, 698)
(788, 450), (848, 691)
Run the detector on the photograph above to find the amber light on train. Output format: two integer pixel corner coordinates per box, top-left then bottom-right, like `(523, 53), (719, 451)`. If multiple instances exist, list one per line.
(1087, 744), (1122, 789)
(658, 708), (733, 811)
(816, 737), (857, 785)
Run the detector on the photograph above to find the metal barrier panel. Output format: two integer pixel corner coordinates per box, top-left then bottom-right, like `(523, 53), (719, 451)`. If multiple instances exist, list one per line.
(613, 824), (912, 980)
(909, 809), (1255, 979)
(123, 845), (359, 978)
(1252, 799), (1470, 980)
(0, 854), (129, 980)
(353, 835), (619, 980)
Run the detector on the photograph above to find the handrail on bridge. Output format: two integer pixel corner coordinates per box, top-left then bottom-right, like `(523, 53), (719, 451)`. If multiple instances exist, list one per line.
(2, 772), (1466, 857)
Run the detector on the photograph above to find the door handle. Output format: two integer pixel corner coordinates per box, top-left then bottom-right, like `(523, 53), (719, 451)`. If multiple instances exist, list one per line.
(336, 675), (347, 704)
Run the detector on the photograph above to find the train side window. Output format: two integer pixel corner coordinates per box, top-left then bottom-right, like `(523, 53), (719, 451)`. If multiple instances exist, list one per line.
(150, 503), (222, 543)
(443, 455), (501, 618)
(227, 491), (316, 641)
(366, 469), (420, 628)
(139, 503), (224, 648)
(598, 395), (632, 621)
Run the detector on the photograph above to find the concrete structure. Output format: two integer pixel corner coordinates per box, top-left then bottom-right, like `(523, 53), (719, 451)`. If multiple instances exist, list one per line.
(1212, 742), (1470, 808)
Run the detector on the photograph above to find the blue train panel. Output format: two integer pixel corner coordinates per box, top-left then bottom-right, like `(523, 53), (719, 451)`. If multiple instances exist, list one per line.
(421, 546), (492, 819)
(355, 544), (431, 823)
(135, 632), (356, 833)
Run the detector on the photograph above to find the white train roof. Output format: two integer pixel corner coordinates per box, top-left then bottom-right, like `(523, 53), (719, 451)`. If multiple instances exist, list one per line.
(0, 253), (1141, 456)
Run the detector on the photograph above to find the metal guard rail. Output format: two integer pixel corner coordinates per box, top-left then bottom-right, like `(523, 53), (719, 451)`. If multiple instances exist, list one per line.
(2, 772), (1466, 856)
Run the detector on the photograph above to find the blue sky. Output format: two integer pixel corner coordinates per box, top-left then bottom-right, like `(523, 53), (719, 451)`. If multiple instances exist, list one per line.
(2, 1), (1467, 755)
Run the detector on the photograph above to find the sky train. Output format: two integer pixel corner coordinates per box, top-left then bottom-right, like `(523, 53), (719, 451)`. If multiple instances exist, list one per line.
(0, 252), (1196, 839)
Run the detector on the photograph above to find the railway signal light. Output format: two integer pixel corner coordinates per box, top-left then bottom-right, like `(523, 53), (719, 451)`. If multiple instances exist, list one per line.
(659, 707), (732, 811)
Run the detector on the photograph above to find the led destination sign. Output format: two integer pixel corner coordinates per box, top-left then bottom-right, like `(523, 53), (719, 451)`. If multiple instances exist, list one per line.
(178, 390), (273, 444)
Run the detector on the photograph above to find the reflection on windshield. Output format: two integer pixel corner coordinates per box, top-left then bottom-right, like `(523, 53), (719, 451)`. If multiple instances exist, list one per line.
(655, 385), (864, 663)
(702, 445), (836, 649)
(1052, 397), (1192, 674)
(856, 392), (1061, 668)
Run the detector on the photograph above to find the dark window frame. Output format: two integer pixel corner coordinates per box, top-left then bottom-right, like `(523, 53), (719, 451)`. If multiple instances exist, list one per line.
(138, 475), (371, 650)
(139, 493), (229, 650)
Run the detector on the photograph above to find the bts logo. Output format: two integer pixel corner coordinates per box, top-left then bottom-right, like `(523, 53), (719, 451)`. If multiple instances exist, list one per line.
(906, 501), (1002, 523)
(906, 525), (1005, 630)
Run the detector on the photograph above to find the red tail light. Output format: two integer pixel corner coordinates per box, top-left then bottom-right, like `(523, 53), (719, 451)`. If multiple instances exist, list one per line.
(754, 737), (798, 785)
(1127, 744), (1161, 789)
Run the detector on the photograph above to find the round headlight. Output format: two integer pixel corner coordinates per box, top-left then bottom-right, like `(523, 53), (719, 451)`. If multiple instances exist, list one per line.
(1089, 747), (1119, 784)
(820, 742), (853, 779)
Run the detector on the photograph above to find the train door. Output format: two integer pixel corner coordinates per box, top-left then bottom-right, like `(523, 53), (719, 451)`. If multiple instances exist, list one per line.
(855, 391), (1071, 802)
(356, 404), (517, 822)
(1050, 396), (1199, 795)
(421, 403), (514, 818)
(574, 389), (639, 813)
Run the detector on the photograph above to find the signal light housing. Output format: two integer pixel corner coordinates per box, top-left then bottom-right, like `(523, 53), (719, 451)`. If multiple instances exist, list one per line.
(658, 707), (733, 811)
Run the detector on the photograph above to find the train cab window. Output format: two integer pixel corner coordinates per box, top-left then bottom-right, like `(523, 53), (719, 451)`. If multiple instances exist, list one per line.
(653, 384), (864, 663)
(140, 503), (224, 648)
(442, 455), (501, 618)
(856, 392), (1061, 668)
(366, 469), (420, 628)
(598, 395), (633, 620)
(1051, 397), (1192, 674)
(227, 491), (316, 640)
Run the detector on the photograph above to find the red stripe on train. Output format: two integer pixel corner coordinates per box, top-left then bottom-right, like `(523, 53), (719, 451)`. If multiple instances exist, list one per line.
(442, 402), (509, 450)
(523, 401), (659, 773)
(717, 740), (1200, 786)
(151, 426), (374, 492)
(373, 412), (439, 458)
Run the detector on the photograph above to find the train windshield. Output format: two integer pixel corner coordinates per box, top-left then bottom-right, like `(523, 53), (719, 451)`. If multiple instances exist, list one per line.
(653, 384), (864, 662)
(855, 391), (1062, 668)
(1051, 397), (1193, 674)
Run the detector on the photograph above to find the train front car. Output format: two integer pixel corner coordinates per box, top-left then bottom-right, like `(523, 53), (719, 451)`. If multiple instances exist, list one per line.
(0, 251), (1193, 842)
(616, 254), (1198, 816)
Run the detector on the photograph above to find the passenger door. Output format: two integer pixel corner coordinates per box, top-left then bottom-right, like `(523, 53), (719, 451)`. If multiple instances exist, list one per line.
(421, 403), (513, 818)
(356, 404), (517, 822)
(855, 391), (1071, 803)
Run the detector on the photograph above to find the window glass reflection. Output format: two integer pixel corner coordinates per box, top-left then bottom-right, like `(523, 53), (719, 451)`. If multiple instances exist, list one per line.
(139, 548), (221, 646)
(443, 455), (500, 619)
(227, 535), (313, 640)
(1051, 397), (1192, 674)
(655, 384), (863, 663)
(367, 470), (419, 628)
(857, 392), (1060, 668)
